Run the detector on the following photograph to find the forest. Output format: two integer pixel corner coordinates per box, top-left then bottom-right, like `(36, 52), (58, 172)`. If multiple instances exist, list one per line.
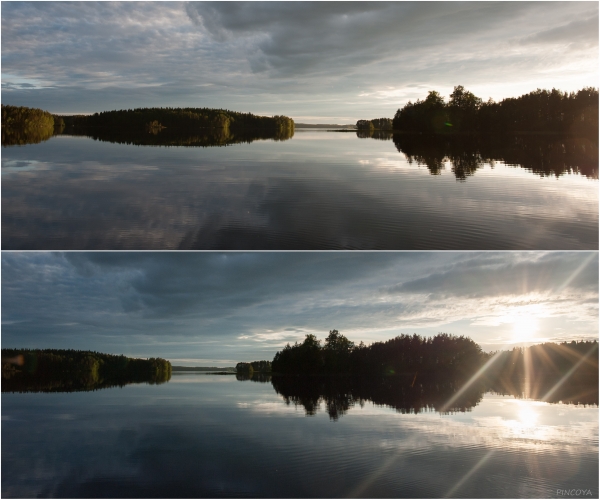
(272, 331), (483, 377)
(1, 104), (294, 147)
(1, 349), (172, 393)
(244, 332), (599, 419)
(236, 360), (272, 375)
(1, 104), (64, 146)
(391, 86), (598, 137)
(483, 340), (598, 394)
(270, 330), (598, 384)
(356, 118), (393, 132)
(62, 107), (294, 135)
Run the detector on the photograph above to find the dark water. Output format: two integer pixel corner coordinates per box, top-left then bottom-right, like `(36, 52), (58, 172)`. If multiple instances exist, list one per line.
(2, 131), (597, 250)
(2, 375), (597, 498)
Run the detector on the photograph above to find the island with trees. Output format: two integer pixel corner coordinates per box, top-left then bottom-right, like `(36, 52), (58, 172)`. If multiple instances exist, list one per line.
(253, 330), (598, 419)
(1, 349), (172, 393)
(1, 104), (295, 147)
(354, 86), (597, 139)
(268, 330), (597, 381)
(391, 86), (598, 137)
(61, 107), (295, 146)
(353, 86), (598, 179)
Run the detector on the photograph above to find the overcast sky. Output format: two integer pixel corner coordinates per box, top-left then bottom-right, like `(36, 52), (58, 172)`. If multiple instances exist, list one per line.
(2, 252), (597, 365)
(1, 2), (598, 122)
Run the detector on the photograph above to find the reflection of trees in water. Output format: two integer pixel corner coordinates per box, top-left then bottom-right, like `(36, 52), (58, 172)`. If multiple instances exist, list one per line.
(392, 133), (598, 180)
(63, 126), (294, 147)
(356, 130), (393, 140)
(1, 349), (172, 393)
(236, 372), (272, 383)
(482, 341), (598, 406)
(2, 126), (55, 147)
(2, 125), (294, 148)
(272, 370), (598, 421)
(488, 377), (598, 406)
(1, 104), (60, 147)
(271, 374), (487, 421)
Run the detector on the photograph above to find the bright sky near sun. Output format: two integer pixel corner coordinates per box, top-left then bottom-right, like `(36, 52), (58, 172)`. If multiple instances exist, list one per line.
(2, 252), (597, 365)
(1, 2), (598, 122)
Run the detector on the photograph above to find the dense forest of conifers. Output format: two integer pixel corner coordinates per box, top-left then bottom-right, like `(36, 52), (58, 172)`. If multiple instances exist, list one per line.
(271, 331), (483, 377)
(62, 107), (295, 135)
(484, 341), (598, 384)
(356, 86), (597, 137)
(236, 360), (272, 375)
(1, 104), (294, 147)
(268, 330), (598, 384)
(238, 334), (597, 418)
(1, 349), (172, 393)
(390, 86), (598, 137)
(356, 118), (393, 132)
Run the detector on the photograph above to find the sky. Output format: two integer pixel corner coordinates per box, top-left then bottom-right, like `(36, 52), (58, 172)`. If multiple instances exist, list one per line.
(2, 252), (597, 365)
(1, 1), (598, 123)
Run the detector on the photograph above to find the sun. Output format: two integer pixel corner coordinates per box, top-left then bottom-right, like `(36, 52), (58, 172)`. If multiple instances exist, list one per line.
(510, 315), (539, 343)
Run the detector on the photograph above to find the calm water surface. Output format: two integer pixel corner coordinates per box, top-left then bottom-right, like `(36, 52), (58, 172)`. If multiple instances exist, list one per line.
(2, 131), (597, 249)
(2, 375), (597, 498)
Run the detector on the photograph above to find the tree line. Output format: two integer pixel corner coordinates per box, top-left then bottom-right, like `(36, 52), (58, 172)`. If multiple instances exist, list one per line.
(1, 104), (294, 147)
(269, 330), (598, 382)
(1, 104), (64, 146)
(62, 107), (295, 135)
(236, 360), (272, 375)
(1, 349), (172, 393)
(356, 118), (393, 132)
(391, 86), (598, 137)
(271, 330), (484, 378)
(483, 340), (598, 386)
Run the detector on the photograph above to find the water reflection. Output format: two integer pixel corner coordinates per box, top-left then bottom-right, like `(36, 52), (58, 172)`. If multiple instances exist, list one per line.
(2, 375), (597, 498)
(272, 374), (598, 421)
(1, 124), (55, 147)
(236, 372), (272, 383)
(1, 126), (294, 149)
(356, 129), (393, 140)
(2, 133), (597, 250)
(69, 126), (295, 147)
(391, 133), (598, 180)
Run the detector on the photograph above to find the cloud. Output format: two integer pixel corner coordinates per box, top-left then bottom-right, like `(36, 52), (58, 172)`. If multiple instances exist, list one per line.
(184, 2), (598, 80)
(1, 252), (597, 360)
(519, 14), (599, 48)
(1, 2), (597, 118)
(385, 252), (599, 298)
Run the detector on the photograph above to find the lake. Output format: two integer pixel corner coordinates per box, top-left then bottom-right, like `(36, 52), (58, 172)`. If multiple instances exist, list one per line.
(2, 130), (598, 250)
(2, 374), (598, 498)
